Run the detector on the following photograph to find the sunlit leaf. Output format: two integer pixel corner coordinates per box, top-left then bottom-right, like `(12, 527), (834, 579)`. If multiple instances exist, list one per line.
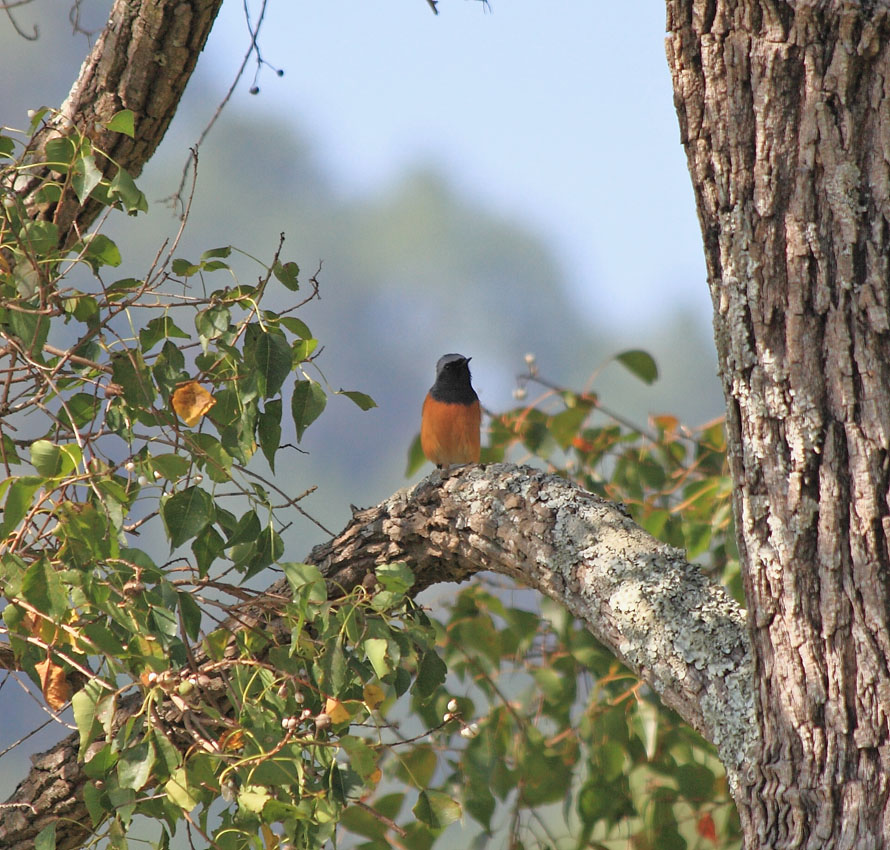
(35, 656), (71, 710)
(105, 109), (136, 137)
(171, 381), (216, 427)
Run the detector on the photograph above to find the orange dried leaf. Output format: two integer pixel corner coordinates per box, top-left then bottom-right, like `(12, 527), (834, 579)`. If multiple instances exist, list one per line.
(697, 812), (718, 842)
(171, 381), (216, 427)
(324, 697), (351, 724)
(35, 656), (71, 710)
(220, 728), (245, 751)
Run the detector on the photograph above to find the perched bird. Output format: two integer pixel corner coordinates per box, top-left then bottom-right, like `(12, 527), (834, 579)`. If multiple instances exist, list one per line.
(421, 353), (481, 468)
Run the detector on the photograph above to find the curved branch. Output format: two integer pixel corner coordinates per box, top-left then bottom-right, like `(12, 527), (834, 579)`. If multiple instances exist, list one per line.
(0, 463), (756, 848)
(294, 463), (757, 778)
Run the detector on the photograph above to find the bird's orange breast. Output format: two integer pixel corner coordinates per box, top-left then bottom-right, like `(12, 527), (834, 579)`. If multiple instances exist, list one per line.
(421, 395), (481, 467)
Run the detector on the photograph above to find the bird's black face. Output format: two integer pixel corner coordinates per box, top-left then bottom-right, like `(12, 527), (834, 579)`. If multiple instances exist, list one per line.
(430, 353), (476, 403)
(436, 353), (471, 380)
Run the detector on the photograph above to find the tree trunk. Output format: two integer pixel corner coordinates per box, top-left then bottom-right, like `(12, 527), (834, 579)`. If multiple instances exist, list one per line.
(22, 0), (224, 247)
(666, 1), (890, 846)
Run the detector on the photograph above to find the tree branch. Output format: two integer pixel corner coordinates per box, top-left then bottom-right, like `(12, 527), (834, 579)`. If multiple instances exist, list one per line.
(0, 463), (756, 848)
(19, 0), (224, 246)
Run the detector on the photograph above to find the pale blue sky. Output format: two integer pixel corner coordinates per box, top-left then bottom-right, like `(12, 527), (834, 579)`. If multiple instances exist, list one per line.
(199, 0), (708, 330)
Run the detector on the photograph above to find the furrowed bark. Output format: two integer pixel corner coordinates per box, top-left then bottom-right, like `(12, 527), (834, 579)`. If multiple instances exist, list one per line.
(21, 0), (224, 246)
(666, 2), (890, 845)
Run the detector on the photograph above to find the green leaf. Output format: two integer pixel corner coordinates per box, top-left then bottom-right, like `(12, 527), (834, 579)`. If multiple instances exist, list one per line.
(171, 258), (200, 277)
(8, 304), (49, 355)
(615, 349), (659, 384)
(106, 109), (136, 137)
(21, 558), (67, 619)
(283, 562), (327, 604)
(111, 351), (155, 408)
(225, 509), (260, 547)
(12, 263), (40, 299)
(161, 486), (214, 548)
(0, 477), (42, 537)
(292, 337), (318, 362)
(280, 316), (312, 338)
(190, 432), (233, 483)
(109, 167), (148, 214)
(338, 389), (377, 411)
(117, 740), (155, 791)
(291, 379), (326, 442)
(549, 405), (589, 449)
(178, 591), (203, 641)
(71, 154), (103, 204)
(253, 331), (292, 398)
(258, 399), (282, 471)
(597, 740), (626, 782)
(31, 440), (81, 477)
(413, 790), (461, 831)
(44, 137), (77, 170)
(364, 638), (390, 679)
(165, 767), (199, 811)
(195, 304), (230, 343)
(412, 650), (447, 700)
(35, 823), (56, 850)
(150, 453), (191, 481)
(200, 246), (232, 260)
(238, 784), (271, 814)
(72, 680), (112, 759)
(138, 315), (189, 352)
(375, 562), (414, 594)
(82, 782), (106, 827)
(0, 134), (16, 159)
(396, 745), (437, 789)
(19, 219), (59, 255)
(405, 433), (426, 477)
(192, 525), (225, 577)
(340, 738), (379, 784)
(273, 260), (300, 291)
(675, 762), (716, 801)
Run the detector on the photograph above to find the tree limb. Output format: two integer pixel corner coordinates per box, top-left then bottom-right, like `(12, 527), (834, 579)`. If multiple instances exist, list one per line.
(1, 463), (756, 849)
(19, 0), (224, 246)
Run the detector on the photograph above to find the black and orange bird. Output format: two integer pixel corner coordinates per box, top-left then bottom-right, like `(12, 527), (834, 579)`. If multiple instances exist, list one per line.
(421, 353), (481, 468)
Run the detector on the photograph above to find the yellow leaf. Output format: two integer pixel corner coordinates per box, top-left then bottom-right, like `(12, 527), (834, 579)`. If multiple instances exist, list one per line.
(171, 381), (216, 427)
(363, 683), (385, 710)
(35, 656), (71, 710)
(324, 697), (351, 724)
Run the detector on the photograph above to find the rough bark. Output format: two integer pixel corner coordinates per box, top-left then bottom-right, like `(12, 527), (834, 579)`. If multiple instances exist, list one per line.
(0, 464), (755, 850)
(21, 0), (224, 246)
(666, 2), (890, 846)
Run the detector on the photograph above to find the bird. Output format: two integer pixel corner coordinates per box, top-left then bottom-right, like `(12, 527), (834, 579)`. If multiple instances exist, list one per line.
(421, 353), (481, 468)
